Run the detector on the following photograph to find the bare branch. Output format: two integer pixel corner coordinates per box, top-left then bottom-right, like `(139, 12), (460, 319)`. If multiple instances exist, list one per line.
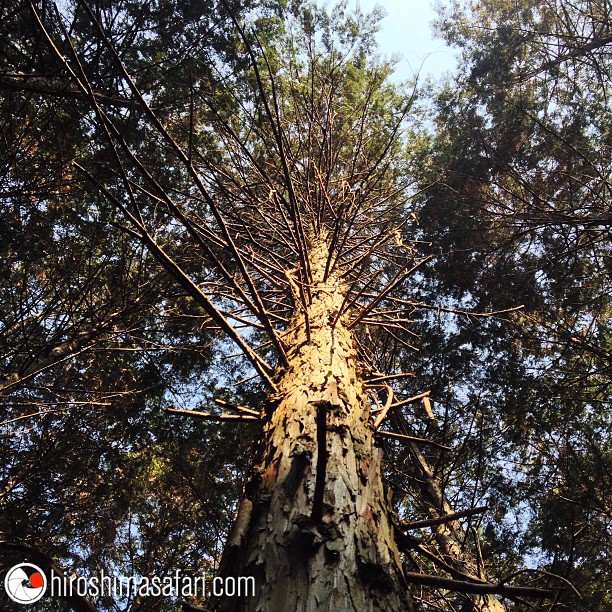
(165, 407), (261, 422)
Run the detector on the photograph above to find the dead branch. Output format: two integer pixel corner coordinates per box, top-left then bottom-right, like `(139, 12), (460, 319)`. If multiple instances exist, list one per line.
(404, 572), (555, 599)
(165, 407), (261, 421)
(375, 430), (451, 451)
(401, 506), (488, 530)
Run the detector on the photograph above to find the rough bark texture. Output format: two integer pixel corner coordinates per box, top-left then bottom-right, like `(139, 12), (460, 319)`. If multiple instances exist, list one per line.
(214, 243), (414, 611)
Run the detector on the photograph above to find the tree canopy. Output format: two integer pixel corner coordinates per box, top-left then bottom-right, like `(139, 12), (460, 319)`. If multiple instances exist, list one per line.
(0, 0), (610, 610)
(411, 0), (611, 608)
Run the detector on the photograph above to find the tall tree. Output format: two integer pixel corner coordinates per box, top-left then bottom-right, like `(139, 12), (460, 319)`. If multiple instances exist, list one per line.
(0, 0), (585, 610)
(410, 0), (611, 609)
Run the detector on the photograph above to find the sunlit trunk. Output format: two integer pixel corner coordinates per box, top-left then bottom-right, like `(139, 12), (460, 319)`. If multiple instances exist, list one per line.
(215, 242), (413, 611)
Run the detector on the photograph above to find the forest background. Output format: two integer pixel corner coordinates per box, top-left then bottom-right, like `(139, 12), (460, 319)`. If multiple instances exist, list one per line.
(0, 0), (610, 610)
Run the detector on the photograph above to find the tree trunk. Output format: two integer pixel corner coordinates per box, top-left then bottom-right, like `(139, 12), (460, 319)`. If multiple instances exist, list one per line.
(407, 440), (505, 612)
(213, 242), (414, 611)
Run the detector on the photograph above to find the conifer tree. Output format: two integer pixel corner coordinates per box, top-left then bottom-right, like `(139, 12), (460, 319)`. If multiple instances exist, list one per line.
(1, 1), (591, 610)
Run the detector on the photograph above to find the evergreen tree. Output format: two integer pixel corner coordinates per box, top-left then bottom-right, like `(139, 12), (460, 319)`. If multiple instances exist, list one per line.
(2, 0), (606, 610)
(410, 1), (611, 609)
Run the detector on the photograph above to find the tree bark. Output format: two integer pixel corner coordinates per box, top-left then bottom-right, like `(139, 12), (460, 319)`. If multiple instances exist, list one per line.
(212, 242), (414, 611)
(406, 440), (505, 612)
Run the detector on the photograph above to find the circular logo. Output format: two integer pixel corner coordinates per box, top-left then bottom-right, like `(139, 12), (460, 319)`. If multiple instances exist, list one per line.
(4, 563), (47, 604)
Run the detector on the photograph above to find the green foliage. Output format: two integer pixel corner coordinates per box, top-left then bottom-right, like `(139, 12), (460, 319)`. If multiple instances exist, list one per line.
(1, 0), (610, 609)
(0, 1), (277, 609)
(405, 0), (611, 608)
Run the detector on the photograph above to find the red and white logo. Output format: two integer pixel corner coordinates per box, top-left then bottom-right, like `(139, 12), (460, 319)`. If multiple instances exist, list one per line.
(4, 563), (47, 604)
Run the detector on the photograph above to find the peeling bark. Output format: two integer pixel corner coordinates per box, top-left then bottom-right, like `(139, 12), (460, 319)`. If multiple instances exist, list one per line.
(213, 242), (414, 611)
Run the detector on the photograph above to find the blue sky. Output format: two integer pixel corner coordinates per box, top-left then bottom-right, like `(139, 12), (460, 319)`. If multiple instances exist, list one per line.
(351, 0), (458, 81)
